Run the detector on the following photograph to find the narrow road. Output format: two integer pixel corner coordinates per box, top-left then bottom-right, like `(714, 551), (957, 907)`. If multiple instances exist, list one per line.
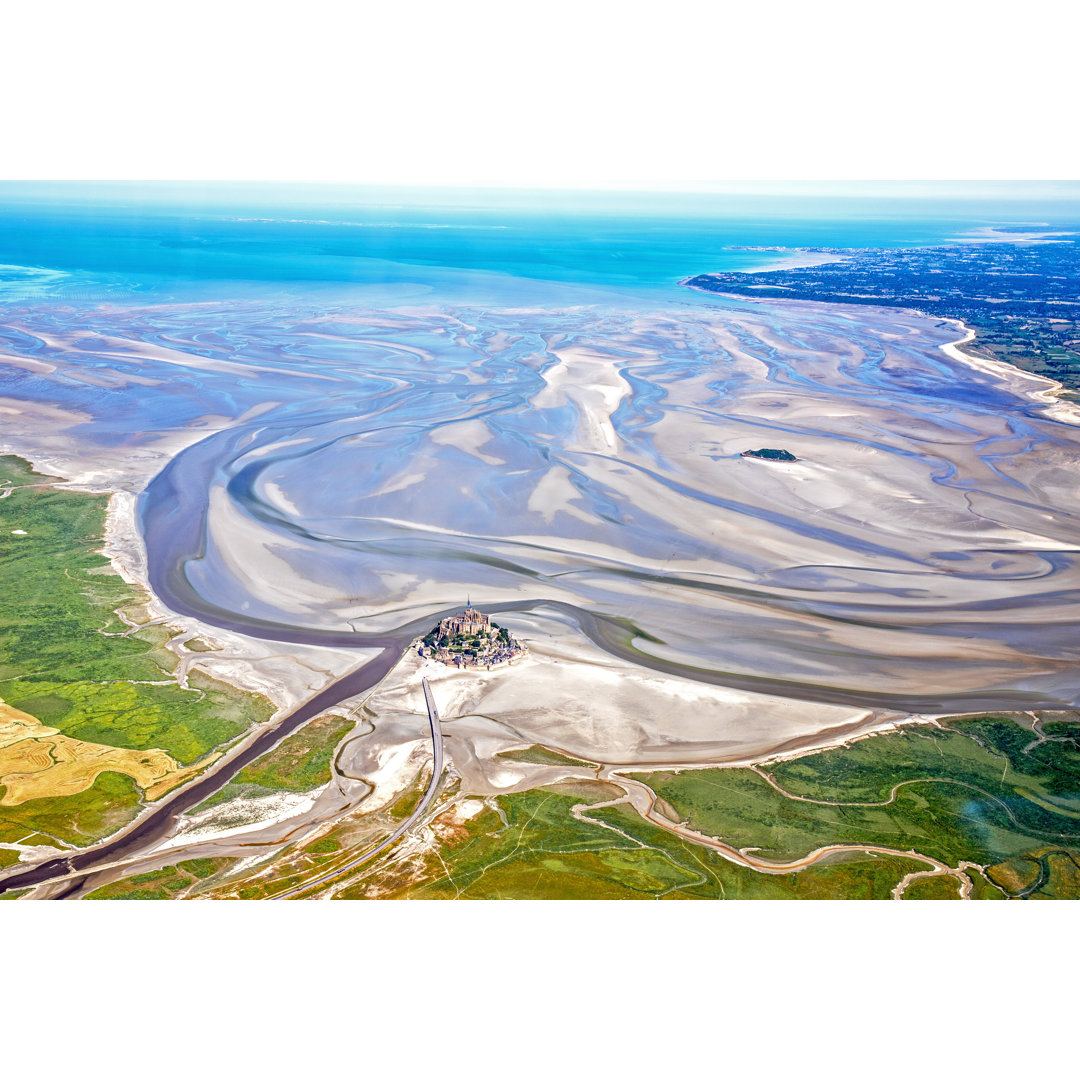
(271, 677), (445, 900)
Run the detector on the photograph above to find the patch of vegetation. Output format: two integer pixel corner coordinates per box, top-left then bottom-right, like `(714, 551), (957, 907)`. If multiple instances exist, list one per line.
(180, 857), (227, 879)
(769, 715), (1080, 809)
(0, 455), (274, 842)
(188, 780), (272, 813)
(985, 847), (1080, 899)
(338, 785), (926, 899)
(902, 875), (962, 900)
(183, 639), (218, 653)
(496, 745), (596, 768)
(386, 781), (427, 822)
(963, 865), (1006, 900)
(1028, 851), (1080, 899)
(635, 714), (1080, 897)
(192, 712), (357, 811)
(232, 713), (356, 792)
(0, 771), (143, 847)
(84, 856), (234, 900)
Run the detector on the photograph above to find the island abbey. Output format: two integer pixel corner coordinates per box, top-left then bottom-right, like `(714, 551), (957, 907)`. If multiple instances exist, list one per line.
(417, 604), (525, 669)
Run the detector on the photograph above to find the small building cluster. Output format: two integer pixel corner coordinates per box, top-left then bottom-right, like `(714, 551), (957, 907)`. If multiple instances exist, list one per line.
(417, 605), (526, 669)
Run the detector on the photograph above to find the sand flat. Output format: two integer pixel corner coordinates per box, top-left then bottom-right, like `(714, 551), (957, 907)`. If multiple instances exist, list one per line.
(5, 293), (1080, 717)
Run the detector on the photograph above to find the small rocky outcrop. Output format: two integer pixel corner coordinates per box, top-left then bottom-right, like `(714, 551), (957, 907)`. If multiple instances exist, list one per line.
(741, 448), (798, 462)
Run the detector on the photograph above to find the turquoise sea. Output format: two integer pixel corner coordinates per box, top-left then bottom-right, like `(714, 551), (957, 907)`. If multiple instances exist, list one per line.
(2, 181), (1079, 304)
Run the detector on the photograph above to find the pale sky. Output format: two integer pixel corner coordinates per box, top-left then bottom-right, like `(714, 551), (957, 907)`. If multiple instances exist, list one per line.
(5, 0), (1077, 188)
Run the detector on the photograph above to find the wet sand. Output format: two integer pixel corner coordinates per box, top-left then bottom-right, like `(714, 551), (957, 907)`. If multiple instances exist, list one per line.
(3, 288), (1080, 893)
(6, 292), (1080, 714)
(119, 298), (1080, 712)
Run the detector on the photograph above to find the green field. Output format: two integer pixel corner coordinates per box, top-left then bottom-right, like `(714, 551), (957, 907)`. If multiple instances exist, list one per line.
(0, 454), (274, 851)
(636, 715), (1080, 898)
(0, 772), (144, 848)
(193, 711), (358, 810)
(334, 714), (1080, 900)
(335, 782), (926, 899)
(85, 856), (234, 900)
(83, 712), (1080, 899)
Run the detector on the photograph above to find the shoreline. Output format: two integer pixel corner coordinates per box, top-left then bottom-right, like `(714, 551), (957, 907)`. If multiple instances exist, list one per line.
(938, 316), (1080, 426)
(679, 250), (848, 281)
(100, 490), (369, 715)
(740, 249), (849, 273)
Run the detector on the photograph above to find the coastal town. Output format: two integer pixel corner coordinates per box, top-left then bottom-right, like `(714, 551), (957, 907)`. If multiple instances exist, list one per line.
(416, 605), (526, 668)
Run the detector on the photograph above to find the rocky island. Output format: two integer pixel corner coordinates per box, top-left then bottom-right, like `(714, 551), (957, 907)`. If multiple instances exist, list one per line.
(417, 605), (526, 669)
(742, 448), (798, 461)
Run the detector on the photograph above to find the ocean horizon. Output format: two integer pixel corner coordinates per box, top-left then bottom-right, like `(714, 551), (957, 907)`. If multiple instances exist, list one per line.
(3, 181), (1079, 305)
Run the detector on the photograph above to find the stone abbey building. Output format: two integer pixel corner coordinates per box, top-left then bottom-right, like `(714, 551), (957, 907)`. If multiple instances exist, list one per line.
(437, 605), (491, 638)
(417, 604), (525, 669)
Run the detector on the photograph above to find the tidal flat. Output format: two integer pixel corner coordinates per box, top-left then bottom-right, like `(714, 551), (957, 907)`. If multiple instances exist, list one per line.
(3, 276), (1080, 898)
(5, 292), (1080, 709)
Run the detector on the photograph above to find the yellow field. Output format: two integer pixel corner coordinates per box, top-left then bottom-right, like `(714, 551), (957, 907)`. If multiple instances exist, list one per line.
(0, 698), (215, 806)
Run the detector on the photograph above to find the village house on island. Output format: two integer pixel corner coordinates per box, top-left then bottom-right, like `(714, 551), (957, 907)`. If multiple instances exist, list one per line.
(417, 604), (526, 669)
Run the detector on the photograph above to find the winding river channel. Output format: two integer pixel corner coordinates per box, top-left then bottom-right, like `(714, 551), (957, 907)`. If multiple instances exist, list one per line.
(122, 294), (1080, 712)
(3, 269), (1080, 896)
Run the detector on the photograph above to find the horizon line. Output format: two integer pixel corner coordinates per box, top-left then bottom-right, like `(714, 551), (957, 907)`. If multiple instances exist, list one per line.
(1, 179), (1080, 201)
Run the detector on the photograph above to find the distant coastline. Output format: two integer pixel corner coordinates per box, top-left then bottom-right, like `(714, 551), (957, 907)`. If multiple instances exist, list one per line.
(681, 232), (1080, 401)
